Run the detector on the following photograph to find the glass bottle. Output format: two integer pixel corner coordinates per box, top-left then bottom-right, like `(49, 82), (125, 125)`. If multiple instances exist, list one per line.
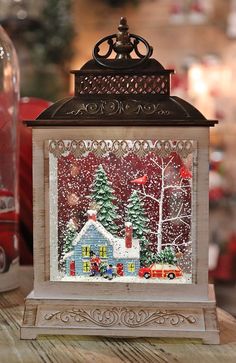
(0, 25), (19, 291)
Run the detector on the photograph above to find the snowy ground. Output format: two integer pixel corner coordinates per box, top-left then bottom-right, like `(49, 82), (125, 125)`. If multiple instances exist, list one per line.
(60, 273), (192, 284)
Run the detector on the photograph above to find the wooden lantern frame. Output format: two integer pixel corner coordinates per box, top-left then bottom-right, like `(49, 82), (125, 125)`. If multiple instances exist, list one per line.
(21, 18), (219, 343)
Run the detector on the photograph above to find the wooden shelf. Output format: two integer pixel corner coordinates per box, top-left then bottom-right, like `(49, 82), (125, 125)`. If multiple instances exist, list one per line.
(0, 267), (236, 361)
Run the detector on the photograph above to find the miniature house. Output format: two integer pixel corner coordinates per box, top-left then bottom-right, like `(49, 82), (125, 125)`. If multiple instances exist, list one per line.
(64, 210), (140, 277)
(21, 18), (219, 344)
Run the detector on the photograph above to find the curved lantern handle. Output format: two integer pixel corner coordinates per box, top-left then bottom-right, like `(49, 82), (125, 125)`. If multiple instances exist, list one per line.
(92, 17), (153, 70)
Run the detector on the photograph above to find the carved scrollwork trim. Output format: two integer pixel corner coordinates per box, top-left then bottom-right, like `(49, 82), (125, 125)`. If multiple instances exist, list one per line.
(44, 308), (197, 328)
(48, 139), (195, 159)
(65, 99), (172, 117)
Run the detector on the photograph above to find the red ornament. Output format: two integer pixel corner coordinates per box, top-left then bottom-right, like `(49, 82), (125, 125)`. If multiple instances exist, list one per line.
(180, 166), (192, 179)
(175, 251), (183, 259)
(67, 193), (79, 206)
(170, 1), (181, 15)
(70, 164), (80, 177)
(130, 175), (148, 185)
(209, 187), (224, 201)
(191, 0), (203, 13)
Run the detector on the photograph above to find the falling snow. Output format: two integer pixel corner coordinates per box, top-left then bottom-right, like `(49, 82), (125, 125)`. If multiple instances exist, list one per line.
(49, 139), (195, 283)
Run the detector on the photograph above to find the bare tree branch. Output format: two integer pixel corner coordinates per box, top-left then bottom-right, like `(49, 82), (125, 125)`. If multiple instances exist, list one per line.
(138, 189), (160, 204)
(164, 185), (190, 193)
(149, 231), (161, 236)
(136, 155), (192, 253)
(150, 158), (161, 170)
(162, 214), (191, 223)
(179, 218), (191, 227)
(176, 204), (183, 218)
(163, 156), (174, 171)
(161, 241), (192, 248)
(172, 233), (183, 244)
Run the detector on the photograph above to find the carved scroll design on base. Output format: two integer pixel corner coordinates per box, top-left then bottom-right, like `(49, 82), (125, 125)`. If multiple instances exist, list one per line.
(44, 308), (197, 328)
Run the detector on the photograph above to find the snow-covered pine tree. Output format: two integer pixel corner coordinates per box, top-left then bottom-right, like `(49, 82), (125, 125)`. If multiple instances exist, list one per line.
(62, 218), (78, 256)
(90, 165), (118, 235)
(156, 246), (177, 265)
(126, 190), (150, 266)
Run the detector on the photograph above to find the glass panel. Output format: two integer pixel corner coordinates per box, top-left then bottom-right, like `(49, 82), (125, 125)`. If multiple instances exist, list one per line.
(49, 139), (196, 283)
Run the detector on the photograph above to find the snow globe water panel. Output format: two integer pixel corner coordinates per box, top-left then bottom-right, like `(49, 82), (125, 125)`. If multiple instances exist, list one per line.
(49, 139), (196, 284)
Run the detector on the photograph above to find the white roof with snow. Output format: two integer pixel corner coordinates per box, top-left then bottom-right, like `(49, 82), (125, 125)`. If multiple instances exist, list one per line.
(72, 219), (140, 259)
(63, 250), (74, 261)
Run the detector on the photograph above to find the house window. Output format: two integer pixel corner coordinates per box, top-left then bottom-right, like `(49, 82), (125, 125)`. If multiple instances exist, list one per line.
(128, 262), (135, 272)
(83, 261), (90, 272)
(99, 246), (107, 258)
(82, 245), (90, 257)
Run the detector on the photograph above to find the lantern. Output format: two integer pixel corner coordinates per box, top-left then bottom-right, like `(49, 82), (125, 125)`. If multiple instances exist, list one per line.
(21, 18), (219, 344)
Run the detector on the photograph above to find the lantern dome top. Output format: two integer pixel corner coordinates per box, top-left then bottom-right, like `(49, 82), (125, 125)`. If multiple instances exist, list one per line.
(72, 17), (169, 75)
(26, 17), (217, 127)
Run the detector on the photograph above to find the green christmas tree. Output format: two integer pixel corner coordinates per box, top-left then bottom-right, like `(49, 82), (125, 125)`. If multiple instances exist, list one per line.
(156, 247), (177, 265)
(126, 190), (150, 266)
(62, 218), (78, 256)
(90, 165), (118, 235)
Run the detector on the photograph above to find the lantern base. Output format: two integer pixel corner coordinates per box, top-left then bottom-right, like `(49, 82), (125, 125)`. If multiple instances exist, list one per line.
(21, 284), (220, 344)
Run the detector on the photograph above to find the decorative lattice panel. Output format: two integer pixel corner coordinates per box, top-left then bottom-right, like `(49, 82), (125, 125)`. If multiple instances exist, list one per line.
(76, 74), (169, 95)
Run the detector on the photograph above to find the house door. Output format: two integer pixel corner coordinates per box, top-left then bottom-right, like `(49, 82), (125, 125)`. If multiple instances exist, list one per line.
(70, 260), (75, 276)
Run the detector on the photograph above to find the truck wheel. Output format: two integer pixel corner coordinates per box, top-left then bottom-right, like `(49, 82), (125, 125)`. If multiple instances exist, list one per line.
(0, 247), (10, 273)
(144, 272), (151, 279)
(168, 272), (175, 280)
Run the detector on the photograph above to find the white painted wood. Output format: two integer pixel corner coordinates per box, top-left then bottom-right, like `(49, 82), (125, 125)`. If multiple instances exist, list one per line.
(21, 284), (219, 343)
(23, 126), (218, 342)
(48, 147), (59, 281)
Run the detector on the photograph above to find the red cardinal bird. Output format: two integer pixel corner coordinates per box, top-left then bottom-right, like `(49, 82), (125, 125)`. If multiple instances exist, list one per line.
(180, 166), (192, 179)
(130, 175), (148, 185)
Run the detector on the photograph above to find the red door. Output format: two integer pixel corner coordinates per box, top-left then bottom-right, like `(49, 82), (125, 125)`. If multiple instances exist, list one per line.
(70, 260), (75, 276)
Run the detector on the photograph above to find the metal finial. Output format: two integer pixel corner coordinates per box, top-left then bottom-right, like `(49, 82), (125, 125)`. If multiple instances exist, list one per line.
(114, 17), (133, 59)
(118, 17), (129, 33)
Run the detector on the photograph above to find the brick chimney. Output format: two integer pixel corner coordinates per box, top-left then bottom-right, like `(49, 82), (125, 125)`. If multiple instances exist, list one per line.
(125, 222), (133, 248)
(87, 209), (97, 221)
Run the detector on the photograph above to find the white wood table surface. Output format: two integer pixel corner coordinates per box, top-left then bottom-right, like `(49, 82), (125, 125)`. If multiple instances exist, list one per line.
(0, 267), (236, 363)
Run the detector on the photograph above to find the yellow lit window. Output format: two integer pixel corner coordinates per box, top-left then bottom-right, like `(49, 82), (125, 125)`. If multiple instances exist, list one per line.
(83, 261), (90, 272)
(128, 262), (135, 272)
(99, 246), (107, 258)
(82, 245), (90, 257)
